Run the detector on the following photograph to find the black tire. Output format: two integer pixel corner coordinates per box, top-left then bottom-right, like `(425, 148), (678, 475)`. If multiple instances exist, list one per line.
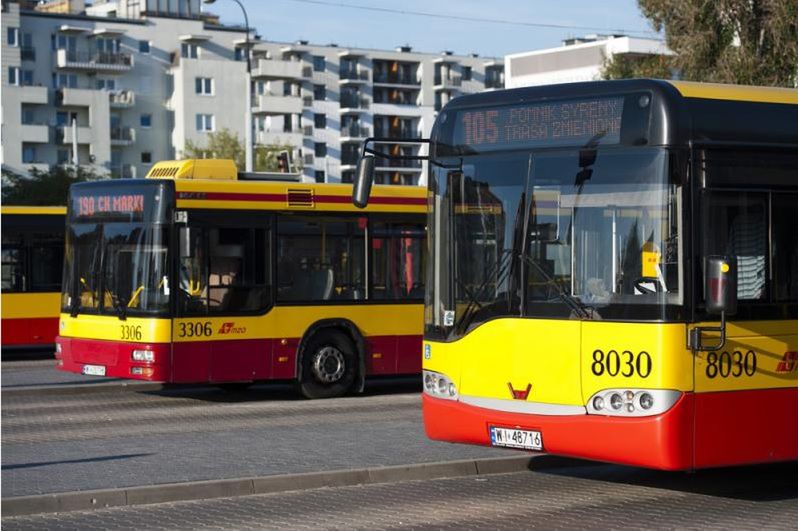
(299, 330), (357, 399)
(217, 382), (252, 393)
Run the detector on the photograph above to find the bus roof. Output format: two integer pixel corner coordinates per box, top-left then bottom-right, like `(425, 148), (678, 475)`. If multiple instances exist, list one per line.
(440, 79), (798, 149)
(1, 206), (66, 215)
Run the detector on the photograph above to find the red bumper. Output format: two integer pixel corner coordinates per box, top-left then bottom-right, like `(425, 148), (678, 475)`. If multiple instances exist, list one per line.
(423, 393), (695, 471)
(56, 336), (171, 381)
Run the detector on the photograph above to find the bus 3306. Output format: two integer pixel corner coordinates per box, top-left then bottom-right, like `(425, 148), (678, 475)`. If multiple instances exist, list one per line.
(56, 159), (426, 398)
(354, 79), (798, 470)
(1, 206), (65, 353)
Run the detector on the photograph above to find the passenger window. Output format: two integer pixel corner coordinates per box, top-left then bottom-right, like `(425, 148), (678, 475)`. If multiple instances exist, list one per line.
(2, 247), (25, 292)
(277, 216), (364, 302)
(370, 221), (425, 300)
(772, 193), (798, 302)
(30, 233), (64, 291)
(703, 191), (768, 301)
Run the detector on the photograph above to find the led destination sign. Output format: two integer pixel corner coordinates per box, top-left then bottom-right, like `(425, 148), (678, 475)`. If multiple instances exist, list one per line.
(451, 96), (626, 151)
(69, 183), (171, 223)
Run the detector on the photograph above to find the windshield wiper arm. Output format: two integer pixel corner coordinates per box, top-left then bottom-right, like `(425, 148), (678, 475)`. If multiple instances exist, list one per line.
(518, 253), (593, 319)
(455, 249), (515, 334)
(110, 292), (128, 321)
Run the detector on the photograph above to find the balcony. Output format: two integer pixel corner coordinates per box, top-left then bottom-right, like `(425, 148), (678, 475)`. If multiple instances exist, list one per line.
(339, 95), (370, 111)
(111, 126), (136, 146)
(339, 69), (369, 83)
(485, 77), (504, 89)
(109, 90), (135, 108)
(341, 154), (359, 166)
(255, 130), (303, 147)
(56, 125), (93, 145)
(56, 49), (134, 73)
(252, 94), (303, 115)
(58, 87), (95, 107)
(110, 164), (136, 179)
(373, 127), (419, 140)
(433, 75), (462, 89)
(302, 96), (314, 107)
(372, 73), (420, 86)
(19, 85), (47, 105)
(340, 125), (370, 140)
(302, 66), (313, 77)
(20, 124), (49, 143)
(252, 59), (303, 79)
(303, 154), (315, 166)
(302, 125), (314, 136)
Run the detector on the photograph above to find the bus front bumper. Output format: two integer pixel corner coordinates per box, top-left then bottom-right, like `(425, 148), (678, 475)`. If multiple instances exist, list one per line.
(422, 392), (695, 471)
(56, 336), (171, 382)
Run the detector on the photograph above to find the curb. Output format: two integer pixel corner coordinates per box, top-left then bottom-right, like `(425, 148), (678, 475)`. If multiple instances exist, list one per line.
(2, 455), (582, 517)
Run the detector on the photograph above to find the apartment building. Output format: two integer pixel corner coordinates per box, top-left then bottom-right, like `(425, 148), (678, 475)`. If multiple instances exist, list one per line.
(506, 34), (669, 88)
(1, 0), (504, 184)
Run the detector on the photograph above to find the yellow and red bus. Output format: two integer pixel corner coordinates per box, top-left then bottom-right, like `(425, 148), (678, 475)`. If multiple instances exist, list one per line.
(354, 79), (798, 469)
(1, 206), (66, 352)
(56, 159), (426, 398)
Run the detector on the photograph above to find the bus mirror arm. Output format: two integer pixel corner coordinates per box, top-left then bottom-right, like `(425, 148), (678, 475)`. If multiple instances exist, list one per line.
(689, 311), (727, 352)
(689, 256), (737, 352)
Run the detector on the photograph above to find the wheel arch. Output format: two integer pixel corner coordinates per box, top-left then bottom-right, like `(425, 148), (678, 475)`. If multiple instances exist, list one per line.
(296, 319), (367, 393)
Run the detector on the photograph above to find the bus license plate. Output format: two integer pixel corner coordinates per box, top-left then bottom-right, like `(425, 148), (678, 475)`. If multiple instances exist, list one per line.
(490, 426), (542, 451)
(82, 364), (106, 376)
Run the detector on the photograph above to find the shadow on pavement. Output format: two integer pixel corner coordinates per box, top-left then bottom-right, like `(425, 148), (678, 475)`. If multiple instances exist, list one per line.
(535, 458), (798, 502)
(2, 453), (154, 471)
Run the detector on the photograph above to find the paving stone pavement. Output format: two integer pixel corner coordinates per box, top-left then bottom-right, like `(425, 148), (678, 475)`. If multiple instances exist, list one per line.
(4, 461), (797, 530)
(2, 359), (118, 388)
(2, 380), (515, 497)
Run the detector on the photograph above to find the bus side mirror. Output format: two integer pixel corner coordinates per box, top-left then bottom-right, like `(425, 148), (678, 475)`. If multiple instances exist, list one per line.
(353, 155), (375, 209)
(705, 255), (737, 316)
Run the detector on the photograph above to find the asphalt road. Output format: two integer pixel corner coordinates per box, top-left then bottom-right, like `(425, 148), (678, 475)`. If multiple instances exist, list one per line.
(4, 460), (796, 530)
(1, 367), (514, 498)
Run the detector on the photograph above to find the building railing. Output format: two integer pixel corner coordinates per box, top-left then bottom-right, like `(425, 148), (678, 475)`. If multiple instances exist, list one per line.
(340, 95), (370, 109)
(110, 126), (135, 143)
(485, 78), (504, 89)
(375, 157), (422, 169)
(341, 154), (360, 165)
(59, 49), (134, 68)
(374, 127), (418, 139)
(109, 90), (135, 107)
(434, 74), (462, 87)
(302, 66), (313, 77)
(302, 96), (314, 107)
(340, 125), (370, 138)
(340, 69), (369, 81)
(372, 73), (420, 85)
(110, 164), (135, 179)
(303, 154), (315, 165)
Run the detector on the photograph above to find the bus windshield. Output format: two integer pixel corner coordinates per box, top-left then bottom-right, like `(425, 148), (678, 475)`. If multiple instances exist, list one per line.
(61, 182), (172, 318)
(426, 147), (683, 339)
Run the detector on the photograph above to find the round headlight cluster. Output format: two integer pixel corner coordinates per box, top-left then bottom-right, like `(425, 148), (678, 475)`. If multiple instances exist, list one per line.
(591, 389), (656, 416)
(423, 370), (458, 400)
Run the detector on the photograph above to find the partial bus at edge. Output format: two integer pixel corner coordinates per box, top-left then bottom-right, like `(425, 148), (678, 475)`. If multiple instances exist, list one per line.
(56, 159), (426, 398)
(354, 79), (798, 470)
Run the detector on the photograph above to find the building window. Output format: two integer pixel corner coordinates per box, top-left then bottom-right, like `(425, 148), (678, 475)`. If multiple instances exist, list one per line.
(314, 142), (327, 157)
(22, 145), (36, 163)
(234, 47), (247, 61)
(195, 77), (213, 95)
(96, 78), (116, 90)
(8, 67), (20, 86)
(54, 34), (76, 51)
(463, 66), (472, 81)
(313, 84), (326, 100)
(314, 170), (326, 183)
(313, 55), (326, 72)
(96, 38), (120, 53)
(53, 73), (78, 89)
(196, 114), (215, 132)
(7, 28), (19, 47)
(56, 111), (78, 127)
(140, 114), (152, 128)
(139, 40), (150, 54)
(21, 108), (34, 125)
(20, 70), (33, 86)
(314, 113), (326, 129)
(181, 43), (199, 59)
(57, 149), (71, 164)
(141, 152), (152, 164)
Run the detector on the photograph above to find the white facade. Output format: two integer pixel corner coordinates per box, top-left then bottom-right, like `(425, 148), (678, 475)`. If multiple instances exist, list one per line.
(506, 35), (670, 89)
(1, 1), (505, 185)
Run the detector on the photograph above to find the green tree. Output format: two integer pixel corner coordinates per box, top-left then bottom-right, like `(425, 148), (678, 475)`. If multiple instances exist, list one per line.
(184, 128), (245, 170)
(1, 165), (104, 206)
(254, 144), (299, 173)
(603, 0), (798, 87)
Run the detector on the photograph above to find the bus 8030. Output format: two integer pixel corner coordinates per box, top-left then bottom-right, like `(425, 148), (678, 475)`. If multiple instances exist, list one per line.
(56, 159), (427, 398)
(353, 79), (798, 470)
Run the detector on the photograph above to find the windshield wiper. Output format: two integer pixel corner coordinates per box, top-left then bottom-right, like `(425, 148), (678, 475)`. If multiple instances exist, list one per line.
(454, 248), (515, 334)
(518, 253), (594, 320)
(109, 291), (128, 321)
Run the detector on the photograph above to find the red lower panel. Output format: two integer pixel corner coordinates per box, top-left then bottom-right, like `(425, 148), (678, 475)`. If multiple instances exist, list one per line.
(423, 393), (695, 471)
(366, 335), (397, 375)
(2, 317), (59, 347)
(56, 336), (171, 381)
(396, 335), (422, 374)
(694, 387), (798, 468)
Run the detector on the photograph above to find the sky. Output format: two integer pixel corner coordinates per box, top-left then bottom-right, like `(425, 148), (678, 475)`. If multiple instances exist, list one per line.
(207, 0), (660, 58)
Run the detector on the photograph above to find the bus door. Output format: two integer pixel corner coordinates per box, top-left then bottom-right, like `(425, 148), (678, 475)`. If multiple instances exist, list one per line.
(692, 149), (798, 466)
(174, 212), (273, 383)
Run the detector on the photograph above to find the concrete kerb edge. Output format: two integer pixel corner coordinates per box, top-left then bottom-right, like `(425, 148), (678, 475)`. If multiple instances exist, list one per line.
(2, 455), (545, 517)
(1, 382), (166, 397)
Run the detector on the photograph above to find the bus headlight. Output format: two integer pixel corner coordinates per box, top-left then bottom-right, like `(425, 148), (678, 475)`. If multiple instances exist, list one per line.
(132, 350), (155, 362)
(586, 389), (682, 417)
(423, 370), (458, 401)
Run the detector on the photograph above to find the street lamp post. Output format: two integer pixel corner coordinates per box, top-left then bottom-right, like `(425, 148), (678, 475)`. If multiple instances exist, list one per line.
(203, 0), (253, 172)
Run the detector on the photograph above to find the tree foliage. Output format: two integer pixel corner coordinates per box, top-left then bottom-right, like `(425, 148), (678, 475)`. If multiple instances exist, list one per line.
(1, 165), (103, 206)
(183, 128), (298, 173)
(603, 0), (798, 87)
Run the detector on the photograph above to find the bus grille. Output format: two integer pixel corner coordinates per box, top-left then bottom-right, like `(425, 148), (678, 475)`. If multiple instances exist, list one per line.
(287, 189), (314, 208)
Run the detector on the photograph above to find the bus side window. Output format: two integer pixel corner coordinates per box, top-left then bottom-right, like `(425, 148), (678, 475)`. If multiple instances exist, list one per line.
(772, 192), (798, 302)
(370, 221), (425, 300)
(30, 233), (64, 292)
(178, 226), (208, 314)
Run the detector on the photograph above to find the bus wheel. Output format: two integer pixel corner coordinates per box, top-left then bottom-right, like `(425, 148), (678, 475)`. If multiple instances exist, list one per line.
(300, 330), (356, 399)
